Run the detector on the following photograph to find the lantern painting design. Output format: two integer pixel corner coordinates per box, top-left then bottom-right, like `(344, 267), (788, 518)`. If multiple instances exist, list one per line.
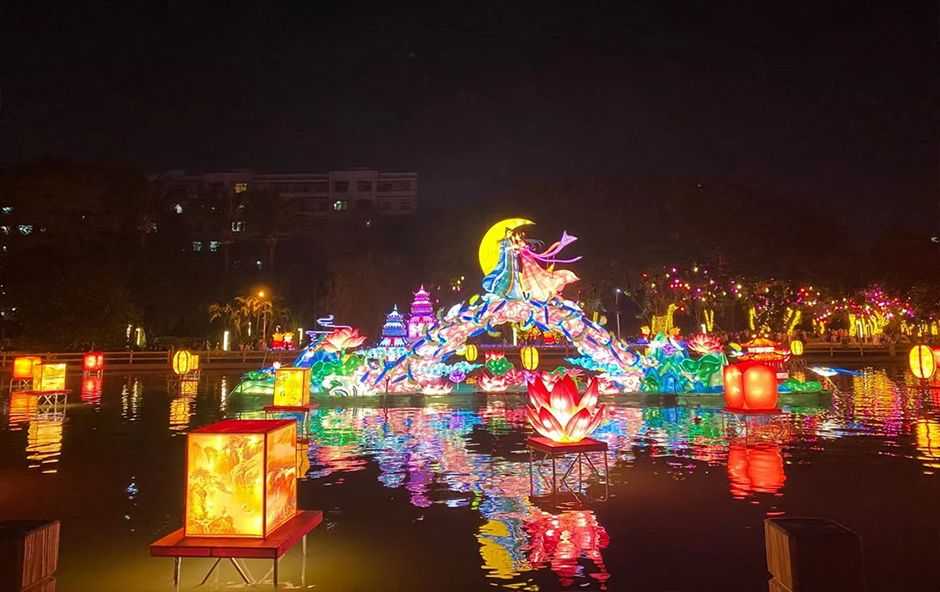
(723, 363), (778, 411)
(909, 345), (936, 380)
(13, 356), (42, 380)
(32, 363), (67, 392)
(464, 343), (479, 362)
(83, 351), (104, 373)
(789, 340), (804, 357)
(527, 376), (605, 443)
(273, 367), (311, 407)
(172, 350), (194, 376)
(185, 419), (297, 538)
(520, 345), (540, 371)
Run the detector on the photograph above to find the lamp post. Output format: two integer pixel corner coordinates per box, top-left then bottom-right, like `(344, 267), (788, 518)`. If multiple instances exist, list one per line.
(258, 290), (269, 348)
(615, 288), (622, 340)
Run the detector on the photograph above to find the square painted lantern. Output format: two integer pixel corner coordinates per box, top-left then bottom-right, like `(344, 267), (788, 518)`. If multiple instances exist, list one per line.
(32, 363), (66, 392)
(723, 362), (778, 411)
(185, 419), (297, 538)
(13, 356), (42, 380)
(83, 352), (104, 372)
(273, 368), (311, 407)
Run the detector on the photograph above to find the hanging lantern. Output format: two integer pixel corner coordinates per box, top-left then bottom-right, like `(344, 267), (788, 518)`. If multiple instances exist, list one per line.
(910, 345), (937, 380)
(723, 362), (778, 411)
(520, 345), (539, 371)
(789, 340), (804, 357)
(185, 419), (297, 538)
(464, 343), (479, 362)
(172, 350), (193, 376)
(12, 356), (42, 380)
(83, 351), (104, 373)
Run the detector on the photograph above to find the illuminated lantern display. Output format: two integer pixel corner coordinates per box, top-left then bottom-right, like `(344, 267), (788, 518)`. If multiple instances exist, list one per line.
(185, 419), (297, 538)
(464, 343), (479, 362)
(407, 285), (436, 340)
(723, 362), (778, 412)
(378, 305), (409, 347)
(32, 363), (67, 392)
(172, 350), (194, 376)
(526, 376), (605, 443)
(273, 367), (311, 407)
(189, 354), (200, 372)
(520, 345), (540, 371)
(13, 356), (42, 380)
(909, 345), (936, 380)
(83, 351), (104, 373)
(271, 332), (285, 350)
(789, 340), (804, 357)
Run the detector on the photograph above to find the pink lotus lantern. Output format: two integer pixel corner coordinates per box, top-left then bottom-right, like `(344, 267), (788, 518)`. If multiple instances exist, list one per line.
(320, 328), (367, 353)
(526, 376), (605, 443)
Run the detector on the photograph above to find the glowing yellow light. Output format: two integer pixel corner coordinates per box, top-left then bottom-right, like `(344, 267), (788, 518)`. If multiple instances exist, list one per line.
(464, 343), (479, 362)
(172, 350), (193, 376)
(910, 345), (936, 379)
(478, 218), (534, 274)
(273, 367), (311, 407)
(32, 363), (66, 392)
(790, 340), (804, 356)
(13, 356), (41, 380)
(185, 420), (297, 538)
(520, 345), (539, 371)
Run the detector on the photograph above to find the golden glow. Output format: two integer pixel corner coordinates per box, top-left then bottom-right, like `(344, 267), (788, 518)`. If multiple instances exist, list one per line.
(520, 345), (539, 371)
(185, 421), (297, 538)
(172, 350), (193, 375)
(790, 340), (804, 356)
(32, 363), (66, 392)
(478, 218), (534, 274)
(273, 368), (311, 407)
(464, 343), (479, 362)
(13, 356), (42, 380)
(909, 345), (936, 379)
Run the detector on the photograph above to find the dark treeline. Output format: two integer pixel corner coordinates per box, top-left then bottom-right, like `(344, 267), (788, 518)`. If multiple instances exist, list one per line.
(0, 160), (935, 349)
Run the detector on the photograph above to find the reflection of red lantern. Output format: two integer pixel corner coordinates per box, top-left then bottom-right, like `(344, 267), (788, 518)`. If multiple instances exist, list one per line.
(723, 362), (778, 411)
(83, 351), (104, 372)
(81, 375), (103, 404)
(727, 444), (786, 498)
(525, 509), (610, 587)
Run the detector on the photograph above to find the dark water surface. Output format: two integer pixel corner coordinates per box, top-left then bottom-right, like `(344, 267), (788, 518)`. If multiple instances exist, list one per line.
(1, 368), (939, 591)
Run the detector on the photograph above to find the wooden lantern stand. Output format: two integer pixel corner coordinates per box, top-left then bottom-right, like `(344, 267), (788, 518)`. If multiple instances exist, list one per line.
(150, 510), (323, 590)
(527, 436), (609, 504)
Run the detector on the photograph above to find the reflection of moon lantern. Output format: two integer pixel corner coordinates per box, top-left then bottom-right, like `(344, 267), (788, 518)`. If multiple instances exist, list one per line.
(478, 217), (534, 274)
(910, 345), (937, 379)
(789, 340), (804, 356)
(464, 344), (479, 362)
(520, 345), (539, 371)
(172, 350), (193, 376)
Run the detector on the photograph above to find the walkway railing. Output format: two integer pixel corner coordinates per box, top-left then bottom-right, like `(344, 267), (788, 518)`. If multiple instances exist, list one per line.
(0, 349), (298, 370)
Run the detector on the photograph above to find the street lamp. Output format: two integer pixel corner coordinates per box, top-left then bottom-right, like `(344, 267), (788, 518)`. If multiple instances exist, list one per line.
(257, 290), (269, 347)
(614, 288), (622, 340)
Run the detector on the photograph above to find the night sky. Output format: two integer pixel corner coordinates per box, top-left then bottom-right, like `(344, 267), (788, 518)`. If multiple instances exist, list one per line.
(2, 4), (936, 227)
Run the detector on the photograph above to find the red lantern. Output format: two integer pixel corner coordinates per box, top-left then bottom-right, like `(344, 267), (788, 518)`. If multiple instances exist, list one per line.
(723, 362), (778, 411)
(83, 351), (104, 373)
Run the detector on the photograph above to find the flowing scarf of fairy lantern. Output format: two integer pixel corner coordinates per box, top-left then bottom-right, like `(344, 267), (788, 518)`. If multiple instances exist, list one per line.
(526, 375), (605, 443)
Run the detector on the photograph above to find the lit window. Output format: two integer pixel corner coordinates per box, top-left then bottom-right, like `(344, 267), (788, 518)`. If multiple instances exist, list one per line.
(174, 203), (183, 214)
(17, 225), (33, 235)
(209, 240), (222, 253)
(232, 221), (246, 232)
(234, 182), (248, 194)
(1, 207), (12, 214)
(192, 241), (203, 252)
(332, 200), (349, 211)
(256, 259), (263, 270)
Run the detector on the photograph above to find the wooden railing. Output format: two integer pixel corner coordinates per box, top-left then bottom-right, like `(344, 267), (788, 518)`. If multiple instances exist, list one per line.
(0, 349), (298, 370)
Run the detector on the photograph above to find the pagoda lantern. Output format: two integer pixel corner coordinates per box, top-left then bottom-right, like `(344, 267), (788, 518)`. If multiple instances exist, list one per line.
(379, 305), (410, 347)
(407, 285), (436, 340)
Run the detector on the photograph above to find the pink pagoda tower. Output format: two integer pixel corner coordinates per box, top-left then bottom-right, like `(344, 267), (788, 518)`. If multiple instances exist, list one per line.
(407, 285), (436, 340)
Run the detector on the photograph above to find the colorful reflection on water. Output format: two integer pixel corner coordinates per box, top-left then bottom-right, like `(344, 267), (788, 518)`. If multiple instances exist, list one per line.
(1, 366), (940, 591)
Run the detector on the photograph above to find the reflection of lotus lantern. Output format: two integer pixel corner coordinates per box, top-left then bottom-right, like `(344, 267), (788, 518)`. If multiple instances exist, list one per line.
(526, 376), (605, 443)
(727, 443), (786, 498)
